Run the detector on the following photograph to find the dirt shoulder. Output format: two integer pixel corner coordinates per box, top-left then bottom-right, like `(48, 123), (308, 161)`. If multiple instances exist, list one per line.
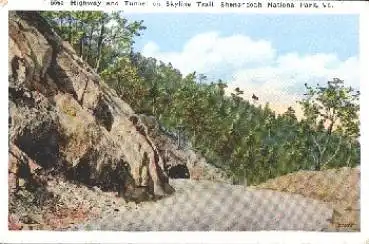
(251, 167), (360, 231)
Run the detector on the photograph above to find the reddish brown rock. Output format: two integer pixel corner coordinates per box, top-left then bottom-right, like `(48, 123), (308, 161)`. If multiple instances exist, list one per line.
(8, 11), (174, 201)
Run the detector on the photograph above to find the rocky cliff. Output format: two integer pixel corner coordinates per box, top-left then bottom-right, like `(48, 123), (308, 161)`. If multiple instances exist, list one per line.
(8, 11), (175, 211)
(138, 114), (230, 183)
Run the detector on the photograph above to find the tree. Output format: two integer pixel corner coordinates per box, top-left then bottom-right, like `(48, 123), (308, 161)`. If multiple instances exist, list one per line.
(101, 56), (148, 111)
(298, 78), (359, 170)
(299, 78), (359, 138)
(283, 106), (297, 121)
(41, 11), (146, 74)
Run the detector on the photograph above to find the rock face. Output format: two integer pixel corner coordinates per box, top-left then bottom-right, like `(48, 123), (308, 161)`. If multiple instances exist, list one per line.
(8, 11), (174, 205)
(138, 114), (230, 183)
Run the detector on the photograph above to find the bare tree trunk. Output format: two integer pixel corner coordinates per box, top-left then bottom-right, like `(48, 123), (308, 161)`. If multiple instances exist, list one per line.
(87, 24), (95, 62)
(322, 136), (342, 168)
(327, 109), (336, 135)
(59, 17), (63, 33)
(328, 121), (334, 135)
(79, 35), (84, 59)
(94, 22), (105, 73)
(68, 13), (72, 44)
(152, 97), (156, 115)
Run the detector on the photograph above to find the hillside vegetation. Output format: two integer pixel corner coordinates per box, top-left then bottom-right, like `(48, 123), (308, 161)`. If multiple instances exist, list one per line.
(41, 11), (360, 185)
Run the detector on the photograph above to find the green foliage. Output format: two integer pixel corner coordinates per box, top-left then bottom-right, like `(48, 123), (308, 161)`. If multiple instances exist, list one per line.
(101, 56), (148, 111)
(299, 78), (360, 138)
(297, 78), (360, 170)
(124, 55), (360, 184)
(42, 12), (360, 185)
(41, 11), (145, 73)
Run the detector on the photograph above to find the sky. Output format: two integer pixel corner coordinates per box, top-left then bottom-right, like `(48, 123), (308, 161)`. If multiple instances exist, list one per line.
(125, 14), (359, 116)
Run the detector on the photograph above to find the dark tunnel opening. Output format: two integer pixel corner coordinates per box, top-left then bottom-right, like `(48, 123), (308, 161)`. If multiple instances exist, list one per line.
(167, 164), (190, 179)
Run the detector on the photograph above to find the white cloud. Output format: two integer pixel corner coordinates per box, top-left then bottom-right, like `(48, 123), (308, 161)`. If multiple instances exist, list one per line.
(142, 32), (276, 75)
(142, 32), (359, 117)
(230, 53), (358, 118)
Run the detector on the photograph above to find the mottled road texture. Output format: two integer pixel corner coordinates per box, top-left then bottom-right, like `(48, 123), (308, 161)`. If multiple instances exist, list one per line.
(71, 179), (333, 231)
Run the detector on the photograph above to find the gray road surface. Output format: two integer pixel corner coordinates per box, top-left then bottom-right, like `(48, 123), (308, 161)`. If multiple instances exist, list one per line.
(70, 179), (333, 231)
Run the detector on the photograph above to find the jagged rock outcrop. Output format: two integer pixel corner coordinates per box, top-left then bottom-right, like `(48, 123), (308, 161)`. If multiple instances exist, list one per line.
(8, 11), (174, 204)
(138, 114), (231, 183)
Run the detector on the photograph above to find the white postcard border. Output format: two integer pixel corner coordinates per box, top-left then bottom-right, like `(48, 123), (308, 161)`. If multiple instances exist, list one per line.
(1, 0), (368, 243)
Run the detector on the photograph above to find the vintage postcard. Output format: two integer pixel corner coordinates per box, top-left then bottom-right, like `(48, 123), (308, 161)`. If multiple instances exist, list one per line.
(2, 0), (369, 243)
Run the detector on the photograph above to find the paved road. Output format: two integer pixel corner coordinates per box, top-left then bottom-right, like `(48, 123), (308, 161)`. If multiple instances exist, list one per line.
(71, 179), (333, 231)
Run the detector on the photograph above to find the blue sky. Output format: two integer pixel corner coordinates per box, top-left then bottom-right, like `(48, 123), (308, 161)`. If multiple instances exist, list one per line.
(127, 14), (358, 59)
(124, 14), (359, 115)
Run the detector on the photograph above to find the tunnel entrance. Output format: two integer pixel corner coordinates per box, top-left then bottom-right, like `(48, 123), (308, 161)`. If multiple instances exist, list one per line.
(168, 164), (190, 179)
